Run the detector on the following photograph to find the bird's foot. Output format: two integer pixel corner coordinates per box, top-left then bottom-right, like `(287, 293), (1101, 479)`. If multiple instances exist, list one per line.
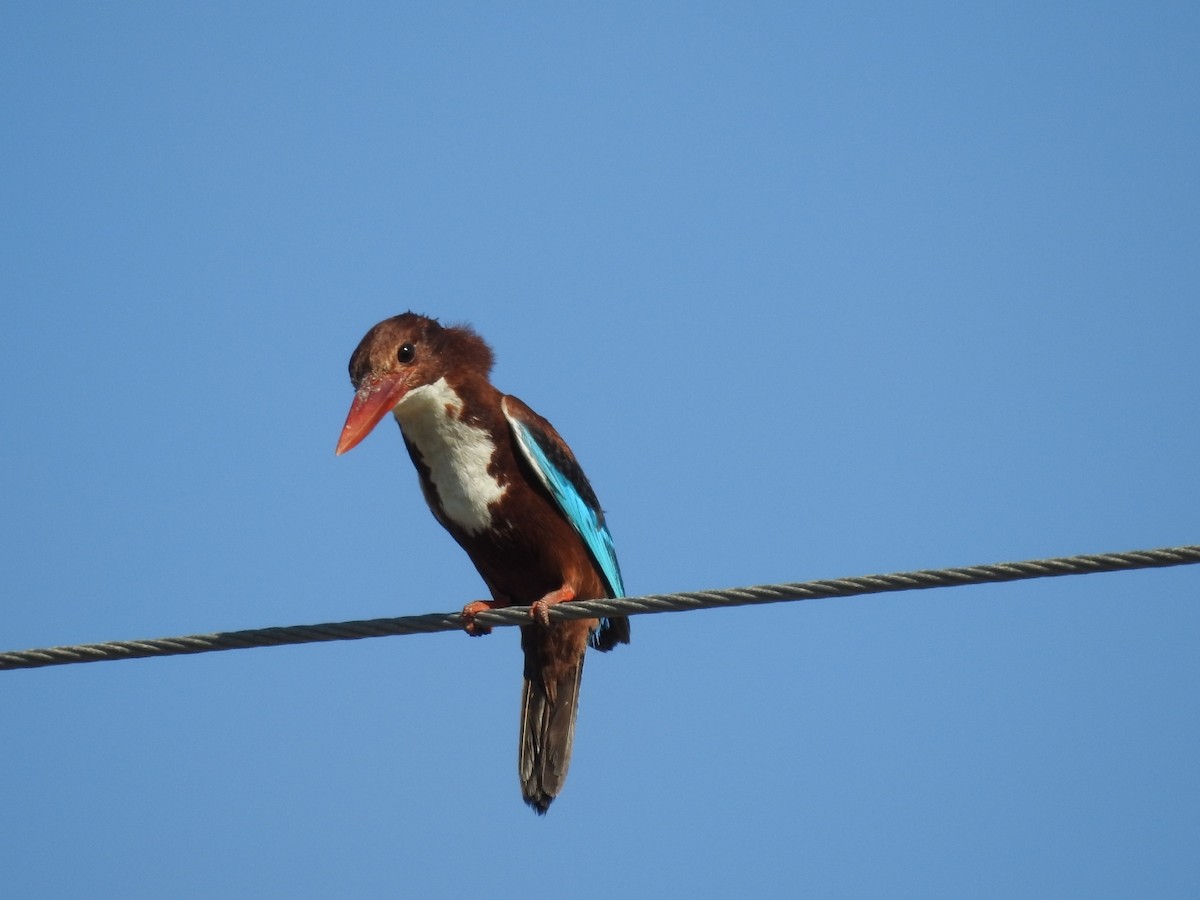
(461, 600), (496, 636)
(529, 586), (576, 628)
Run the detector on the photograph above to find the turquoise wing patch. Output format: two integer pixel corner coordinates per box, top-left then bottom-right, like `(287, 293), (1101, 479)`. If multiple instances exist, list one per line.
(504, 402), (625, 600)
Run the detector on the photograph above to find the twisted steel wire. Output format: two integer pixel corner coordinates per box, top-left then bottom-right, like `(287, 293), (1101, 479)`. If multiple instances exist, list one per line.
(3, 544), (1197, 672)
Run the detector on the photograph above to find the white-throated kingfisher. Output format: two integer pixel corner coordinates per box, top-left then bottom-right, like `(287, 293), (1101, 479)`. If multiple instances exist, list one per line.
(335, 313), (629, 814)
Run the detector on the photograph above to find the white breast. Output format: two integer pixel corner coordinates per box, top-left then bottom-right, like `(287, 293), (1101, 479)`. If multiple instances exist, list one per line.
(392, 377), (506, 535)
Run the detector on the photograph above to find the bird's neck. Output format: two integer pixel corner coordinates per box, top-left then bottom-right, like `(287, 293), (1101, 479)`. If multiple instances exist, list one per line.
(393, 376), (508, 535)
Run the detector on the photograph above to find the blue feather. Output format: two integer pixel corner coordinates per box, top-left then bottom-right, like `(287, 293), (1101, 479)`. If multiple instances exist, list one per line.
(505, 410), (625, 601)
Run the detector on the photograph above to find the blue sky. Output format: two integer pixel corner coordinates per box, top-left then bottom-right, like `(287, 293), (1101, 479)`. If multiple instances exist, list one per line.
(3, 3), (1198, 897)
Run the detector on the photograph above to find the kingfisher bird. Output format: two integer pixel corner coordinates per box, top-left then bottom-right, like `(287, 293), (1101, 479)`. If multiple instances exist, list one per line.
(335, 313), (629, 814)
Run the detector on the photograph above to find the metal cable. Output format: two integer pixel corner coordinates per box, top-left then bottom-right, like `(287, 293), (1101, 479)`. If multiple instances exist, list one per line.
(3, 544), (1197, 672)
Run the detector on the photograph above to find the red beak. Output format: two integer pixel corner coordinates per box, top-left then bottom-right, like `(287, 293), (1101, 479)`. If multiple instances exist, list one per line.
(335, 372), (407, 456)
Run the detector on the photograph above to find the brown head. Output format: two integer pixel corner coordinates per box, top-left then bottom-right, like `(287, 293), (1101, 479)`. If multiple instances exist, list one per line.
(335, 312), (495, 455)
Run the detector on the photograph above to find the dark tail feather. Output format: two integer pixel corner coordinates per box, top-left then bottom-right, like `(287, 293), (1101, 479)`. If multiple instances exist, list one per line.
(518, 654), (584, 815)
(590, 614), (630, 651)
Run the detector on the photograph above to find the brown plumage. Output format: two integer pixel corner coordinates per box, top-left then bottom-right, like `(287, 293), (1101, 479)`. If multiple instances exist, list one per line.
(337, 313), (629, 813)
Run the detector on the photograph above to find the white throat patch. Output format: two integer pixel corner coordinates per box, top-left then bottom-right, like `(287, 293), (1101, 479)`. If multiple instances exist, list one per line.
(392, 377), (506, 535)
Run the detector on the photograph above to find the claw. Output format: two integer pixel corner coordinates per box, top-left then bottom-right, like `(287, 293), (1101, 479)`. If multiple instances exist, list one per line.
(461, 600), (495, 636)
(530, 600), (552, 627)
(529, 586), (576, 628)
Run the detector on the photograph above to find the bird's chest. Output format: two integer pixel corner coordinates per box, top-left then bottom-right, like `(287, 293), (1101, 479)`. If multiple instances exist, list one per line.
(394, 378), (508, 535)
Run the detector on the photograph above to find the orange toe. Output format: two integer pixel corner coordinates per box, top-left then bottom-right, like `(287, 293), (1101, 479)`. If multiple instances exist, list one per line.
(528, 586), (576, 627)
(461, 600), (495, 636)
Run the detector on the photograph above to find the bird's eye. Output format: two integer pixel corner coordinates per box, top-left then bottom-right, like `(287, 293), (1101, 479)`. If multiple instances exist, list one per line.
(397, 343), (416, 364)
